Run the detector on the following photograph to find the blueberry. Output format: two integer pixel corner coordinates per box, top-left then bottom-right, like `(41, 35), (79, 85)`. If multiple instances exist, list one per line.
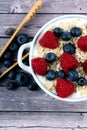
(23, 60), (29, 66)
(23, 54), (29, 65)
(7, 81), (17, 90)
(63, 42), (76, 54)
(23, 49), (29, 56)
(10, 42), (18, 51)
(46, 70), (56, 80)
(0, 57), (3, 62)
(70, 27), (82, 37)
(0, 71), (2, 82)
(61, 32), (72, 41)
(57, 70), (66, 78)
(15, 72), (28, 86)
(53, 27), (63, 37)
(46, 52), (57, 63)
(0, 71), (1, 75)
(3, 51), (12, 59)
(17, 33), (29, 46)
(78, 77), (86, 86)
(68, 70), (78, 82)
(28, 80), (39, 91)
(7, 70), (16, 80)
(4, 60), (13, 68)
(5, 27), (15, 36)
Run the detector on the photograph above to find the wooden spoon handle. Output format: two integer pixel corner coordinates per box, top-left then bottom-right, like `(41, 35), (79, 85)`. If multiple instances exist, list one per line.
(0, 0), (42, 57)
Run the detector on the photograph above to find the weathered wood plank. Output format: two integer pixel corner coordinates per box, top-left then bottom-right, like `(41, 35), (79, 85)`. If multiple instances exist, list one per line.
(0, 112), (87, 129)
(1, 129), (86, 130)
(0, 14), (62, 37)
(0, 38), (9, 50)
(0, 129), (85, 130)
(0, 0), (87, 13)
(0, 87), (87, 112)
(0, 128), (72, 130)
(0, 1), (87, 128)
(0, 128), (85, 130)
(0, 13), (87, 38)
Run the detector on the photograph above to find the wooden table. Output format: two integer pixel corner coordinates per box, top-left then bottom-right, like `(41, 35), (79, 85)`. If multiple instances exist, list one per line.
(0, 0), (87, 130)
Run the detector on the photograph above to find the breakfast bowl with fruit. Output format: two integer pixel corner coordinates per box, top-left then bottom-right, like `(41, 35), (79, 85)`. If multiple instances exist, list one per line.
(18, 15), (87, 102)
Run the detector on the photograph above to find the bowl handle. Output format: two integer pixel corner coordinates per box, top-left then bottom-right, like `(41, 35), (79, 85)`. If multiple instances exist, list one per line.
(17, 42), (32, 74)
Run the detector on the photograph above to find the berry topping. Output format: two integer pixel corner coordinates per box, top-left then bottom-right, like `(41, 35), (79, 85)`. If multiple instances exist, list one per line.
(7, 70), (16, 80)
(10, 42), (18, 51)
(70, 27), (82, 37)
(68, 69), (78, 82)
(7, 81), (17, 90)
(63, 42), (76, 54)
(56, 79), (75, 98)
(61, 32), (72, 41)
(77, 35), (87, 52)
(15, 72), (28, 86)
(60, 53), (78, 73)
(4, 60), (13, 68)
(17, 33), (29, 46)
(3, 51), (12, 59)
(77, 77), (86, 86)
(28, 79), (39, 91)
(45, 52), (57, 63)
(83, 60), (87, 73)
(53, 27), (63, 37)
(39, 31), (59, 49)
(57, 70), (66, 78)
(46, 70), (56, 80)
(32, 58), (48, 75)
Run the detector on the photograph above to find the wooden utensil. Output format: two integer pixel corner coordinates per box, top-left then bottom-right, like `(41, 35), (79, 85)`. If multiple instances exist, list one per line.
(0, 0), (42, 78)
(0, 0), (42, 58)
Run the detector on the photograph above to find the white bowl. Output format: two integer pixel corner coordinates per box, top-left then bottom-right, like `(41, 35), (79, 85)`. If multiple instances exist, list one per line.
(18, 15), (87, 102)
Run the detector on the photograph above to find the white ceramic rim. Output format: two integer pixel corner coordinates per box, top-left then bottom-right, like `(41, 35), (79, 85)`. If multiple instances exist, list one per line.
(18, 14), (87, 102)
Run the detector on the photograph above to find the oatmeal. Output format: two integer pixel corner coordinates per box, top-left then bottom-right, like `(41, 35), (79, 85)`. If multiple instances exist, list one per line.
(32, 18), (87, 98)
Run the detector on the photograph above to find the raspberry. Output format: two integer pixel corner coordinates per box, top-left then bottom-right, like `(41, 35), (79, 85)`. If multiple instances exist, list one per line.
(60, 53), (78, 73)
(83, 60), (87, 73)
(77, 35), (87, 52)
(56, 79), (75, 98)
(32, 58), (48, 75)
(39, 31), (59, 49)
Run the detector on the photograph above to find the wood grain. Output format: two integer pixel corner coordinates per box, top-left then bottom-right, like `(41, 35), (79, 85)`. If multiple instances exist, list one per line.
(0, 13), (87, 37)
(0, 128), (73, 130)
(0, 0), (87, 13)
(0, 38), (9, 50)
(0, 112), (87, 129)
(0, 0), (87, 129)
(0, 14), (62, 37)
(0, 87), (87, 112)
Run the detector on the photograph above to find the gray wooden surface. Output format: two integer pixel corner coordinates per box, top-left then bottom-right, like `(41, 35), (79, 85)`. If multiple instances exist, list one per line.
(0, 0), (87, 130)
